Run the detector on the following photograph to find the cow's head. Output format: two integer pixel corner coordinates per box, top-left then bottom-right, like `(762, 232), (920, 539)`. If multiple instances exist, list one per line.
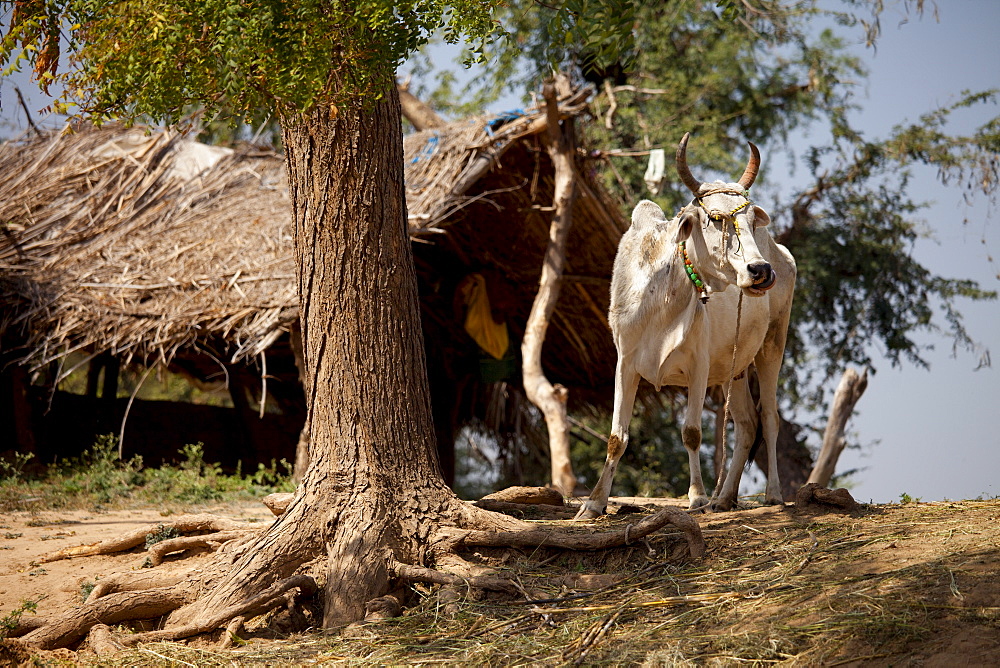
(672, 133), (776, 296)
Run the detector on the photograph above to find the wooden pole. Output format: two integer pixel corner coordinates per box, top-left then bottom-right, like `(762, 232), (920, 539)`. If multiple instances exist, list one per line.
(397, 81), (445, 131)
(521, 75), (578, 497)
(807, 368), (868, 487)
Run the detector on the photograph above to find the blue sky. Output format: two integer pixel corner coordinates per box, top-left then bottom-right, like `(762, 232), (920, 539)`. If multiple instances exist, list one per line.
(3, 2), (998, 503)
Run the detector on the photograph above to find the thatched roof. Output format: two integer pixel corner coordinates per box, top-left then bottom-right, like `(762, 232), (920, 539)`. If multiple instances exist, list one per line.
(0, 103), (627, 396)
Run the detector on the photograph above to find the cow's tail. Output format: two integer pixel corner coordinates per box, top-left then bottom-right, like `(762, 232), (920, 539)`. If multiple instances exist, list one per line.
(746, 414), (764, 468)
(744, 365), (764, 468)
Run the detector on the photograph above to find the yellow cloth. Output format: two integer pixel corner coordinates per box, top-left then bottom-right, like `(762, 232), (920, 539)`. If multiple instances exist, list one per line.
(459, 274), (509, 360)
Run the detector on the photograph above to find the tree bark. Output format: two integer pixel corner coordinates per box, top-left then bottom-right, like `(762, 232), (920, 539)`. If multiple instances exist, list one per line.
(521, 77), (578, 497)
(808, 367), (868, 487)
(164, 84), (501, 632)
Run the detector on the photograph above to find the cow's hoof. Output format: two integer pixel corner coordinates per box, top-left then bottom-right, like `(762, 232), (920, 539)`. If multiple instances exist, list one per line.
(763, 496), (784, 506)
(710, 499), (735, 513)
(688, 496), (711, 513)
(574, 503), (606, 520)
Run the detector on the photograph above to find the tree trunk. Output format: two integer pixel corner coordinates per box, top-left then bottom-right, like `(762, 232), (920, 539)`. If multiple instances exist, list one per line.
(165, 84), (483, 630)
(521, 78), (578, 497)
(808, 367), (868, 487)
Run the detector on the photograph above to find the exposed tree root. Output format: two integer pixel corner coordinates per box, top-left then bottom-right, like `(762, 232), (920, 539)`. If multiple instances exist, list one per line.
(87, 624), (122, 656)
(363, 595), (403, 622)
(263, 492), (295, 516)
(16, 498), (705, 654)
(37, 514), (263, 563)
(147, 530), (254, 566)
(115, 574), (317, 647)
(441, 505), (706, 558)
(17, 573), (317, 651)
(20, 587), (190, 649)
(390, 560), (523, 595)
(474, 499), (578, 519)
(218, 616), (245, 649)
(795, 483), (860, 512)
(478, 486), (565, 506)
(87, 571), (186, 603)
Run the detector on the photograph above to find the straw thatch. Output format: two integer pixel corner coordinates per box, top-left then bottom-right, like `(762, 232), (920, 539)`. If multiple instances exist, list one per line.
(0, 102), (627, 401)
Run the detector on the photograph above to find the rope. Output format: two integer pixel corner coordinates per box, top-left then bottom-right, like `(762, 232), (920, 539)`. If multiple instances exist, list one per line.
(720, 291), (745, 471)
(697, 185), (749, 199)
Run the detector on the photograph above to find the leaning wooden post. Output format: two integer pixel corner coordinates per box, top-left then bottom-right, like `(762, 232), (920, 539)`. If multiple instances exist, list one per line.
(521, 76), (578, 497)
(396, 80), (446, 131)
(807, 367), (868, 487)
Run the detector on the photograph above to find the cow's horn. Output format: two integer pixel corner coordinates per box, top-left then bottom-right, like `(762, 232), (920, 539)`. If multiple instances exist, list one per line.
(738, 141), (761, 189)
(675, 132), (702, 196)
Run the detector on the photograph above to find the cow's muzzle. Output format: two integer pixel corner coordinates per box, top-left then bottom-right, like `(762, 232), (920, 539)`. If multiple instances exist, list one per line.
(748, 267), (777, 295)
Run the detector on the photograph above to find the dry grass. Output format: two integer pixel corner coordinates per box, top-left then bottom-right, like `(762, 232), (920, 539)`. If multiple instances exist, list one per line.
(72, 499), (1000, 666)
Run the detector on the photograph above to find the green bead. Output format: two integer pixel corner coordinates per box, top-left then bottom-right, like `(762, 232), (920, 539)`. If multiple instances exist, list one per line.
(694, 279), (703, 287)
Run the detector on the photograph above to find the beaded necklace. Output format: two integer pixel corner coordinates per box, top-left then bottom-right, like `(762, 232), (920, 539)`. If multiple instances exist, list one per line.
(679, 241), (709, 304)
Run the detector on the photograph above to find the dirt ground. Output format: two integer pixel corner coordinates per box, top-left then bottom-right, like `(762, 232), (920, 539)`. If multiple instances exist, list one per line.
(1, 496), (999, 666)
(0, 503), (276, 620)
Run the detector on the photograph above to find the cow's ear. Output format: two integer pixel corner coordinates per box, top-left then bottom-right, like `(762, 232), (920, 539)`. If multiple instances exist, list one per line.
(752, 205), (771, 227)
(631, 200), (667, 229)
(672, 206), (700, 244)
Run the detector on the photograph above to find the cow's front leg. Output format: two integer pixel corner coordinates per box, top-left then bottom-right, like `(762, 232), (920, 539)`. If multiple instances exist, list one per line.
(575, 361), (640, 520)
(683, 381), (710, 511)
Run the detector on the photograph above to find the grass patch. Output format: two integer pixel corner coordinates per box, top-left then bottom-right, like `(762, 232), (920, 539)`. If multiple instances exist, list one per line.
(0, 600), (38, 640)
(0, 435), (294, 512)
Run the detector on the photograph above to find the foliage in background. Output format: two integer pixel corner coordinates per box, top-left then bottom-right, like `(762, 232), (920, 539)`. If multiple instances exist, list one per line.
(571, 400), (716, 499)
(0, 435), (294, 512)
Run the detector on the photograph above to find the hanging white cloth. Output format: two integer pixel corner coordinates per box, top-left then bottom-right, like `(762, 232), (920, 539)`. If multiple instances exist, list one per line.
(643, 148), (666, 195)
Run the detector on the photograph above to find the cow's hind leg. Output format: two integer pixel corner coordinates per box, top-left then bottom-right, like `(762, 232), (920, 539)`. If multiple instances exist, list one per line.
(754, 349), (784, 506)
(711, 375), (757, 511)
(575, 361), (640, 520)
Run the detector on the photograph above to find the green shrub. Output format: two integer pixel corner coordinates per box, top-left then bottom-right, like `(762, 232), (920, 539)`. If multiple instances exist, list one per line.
(0, 600), (38, 639)
(0, 435), (295, 511)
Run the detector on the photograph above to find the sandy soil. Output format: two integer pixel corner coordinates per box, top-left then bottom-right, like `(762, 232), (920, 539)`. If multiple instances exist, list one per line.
(0, 503), (275, 619)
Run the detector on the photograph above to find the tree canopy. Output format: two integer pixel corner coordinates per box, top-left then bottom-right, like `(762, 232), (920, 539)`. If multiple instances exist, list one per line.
(2, 0), (504, 120)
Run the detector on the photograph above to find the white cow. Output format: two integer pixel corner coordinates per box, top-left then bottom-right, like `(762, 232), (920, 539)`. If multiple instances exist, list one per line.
(576, 133), (796, 518)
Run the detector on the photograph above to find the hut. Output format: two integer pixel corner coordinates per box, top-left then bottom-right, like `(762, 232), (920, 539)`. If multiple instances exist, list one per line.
(0, 96), (628, 488)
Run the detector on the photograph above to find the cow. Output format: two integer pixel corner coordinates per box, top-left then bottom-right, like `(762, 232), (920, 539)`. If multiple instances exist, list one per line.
(575, 133), (796, 518)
